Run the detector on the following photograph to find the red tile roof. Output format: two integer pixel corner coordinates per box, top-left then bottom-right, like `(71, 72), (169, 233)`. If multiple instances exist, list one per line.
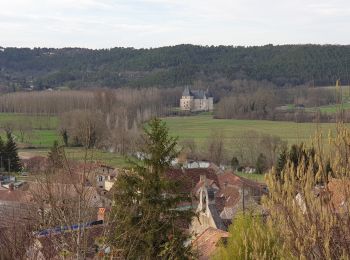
(192, 227), (229, 260)
(166, 168), (219, 193)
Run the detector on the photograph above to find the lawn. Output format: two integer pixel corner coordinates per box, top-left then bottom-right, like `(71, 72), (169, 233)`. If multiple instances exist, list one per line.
(162, 115), (340, 147)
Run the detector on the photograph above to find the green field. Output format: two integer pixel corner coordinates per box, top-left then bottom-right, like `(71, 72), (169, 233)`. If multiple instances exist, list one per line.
(0, 113), (59, 148)
(235, 172), (266, 183)
(0, 113), (131, 168)
(306, 102), (350, 113)
(0, 113), (344, 169)
(163, 115), (340, 147)
(0, 113), (58, 129)
(19, 147), (130, 168)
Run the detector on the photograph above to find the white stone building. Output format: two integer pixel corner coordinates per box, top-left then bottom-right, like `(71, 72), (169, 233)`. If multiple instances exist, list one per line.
(180, 86), (213, 112)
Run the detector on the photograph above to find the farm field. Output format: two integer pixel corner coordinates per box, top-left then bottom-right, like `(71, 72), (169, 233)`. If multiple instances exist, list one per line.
(19, 147), (130, 168)
(0, 113), (346, 168)
(0, 113), (58, 129)
(306, 102), (350, 113)
(0, 113), (130, 167)
(0, 113), (59, 148)
(163, 115), (341, 148)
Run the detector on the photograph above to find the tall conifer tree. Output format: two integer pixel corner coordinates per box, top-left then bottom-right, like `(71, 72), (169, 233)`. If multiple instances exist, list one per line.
(108, 118), (194, 259)
(0, 136), (4, 171)
(4, 131), (21, 172)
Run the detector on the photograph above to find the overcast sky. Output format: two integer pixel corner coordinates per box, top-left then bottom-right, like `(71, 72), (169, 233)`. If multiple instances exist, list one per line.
(0, 0), (349, 49)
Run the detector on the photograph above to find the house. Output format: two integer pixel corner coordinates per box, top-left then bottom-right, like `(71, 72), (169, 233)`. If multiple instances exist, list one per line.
(186, 160), (211, 169)
(0, 183), (34, 228)
(188, 171), (266, 233)
(191, 175), (225, 235)
(180, 86), (213, 112)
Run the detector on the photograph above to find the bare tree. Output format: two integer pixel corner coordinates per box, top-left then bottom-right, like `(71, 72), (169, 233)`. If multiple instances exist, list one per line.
(207, 130), (226, 165)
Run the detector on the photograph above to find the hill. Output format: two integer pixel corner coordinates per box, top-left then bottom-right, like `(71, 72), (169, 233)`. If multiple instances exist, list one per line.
(0, 44), (350, 90)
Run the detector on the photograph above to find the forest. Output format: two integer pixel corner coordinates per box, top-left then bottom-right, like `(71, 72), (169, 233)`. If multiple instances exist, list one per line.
(0, 44), (349, 90)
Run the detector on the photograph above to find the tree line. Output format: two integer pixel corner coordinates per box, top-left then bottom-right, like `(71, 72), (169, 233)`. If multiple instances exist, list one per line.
(0, 44), (349, 90)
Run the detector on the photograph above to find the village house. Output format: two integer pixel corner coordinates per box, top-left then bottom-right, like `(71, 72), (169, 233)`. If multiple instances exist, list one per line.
(180, 86), (214, 112)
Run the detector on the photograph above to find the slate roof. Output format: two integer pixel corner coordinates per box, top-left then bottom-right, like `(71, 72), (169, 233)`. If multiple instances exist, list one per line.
(182, 86), (212, 99)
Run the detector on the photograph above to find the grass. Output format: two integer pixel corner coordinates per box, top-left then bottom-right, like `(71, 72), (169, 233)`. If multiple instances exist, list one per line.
(19, 147), (131, 168)
(0, 113), (60, 148)
(0, 113), (58, 129)
(0, 112), (342, 169)
(306, 102), (350, 113)
(0, 112), (130, 168)
(163, 115), (339, 147)
(235, 172), (266, 183)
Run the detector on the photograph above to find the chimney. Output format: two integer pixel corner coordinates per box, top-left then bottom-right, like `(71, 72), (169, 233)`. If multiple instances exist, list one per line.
(9, 182), (14, 191)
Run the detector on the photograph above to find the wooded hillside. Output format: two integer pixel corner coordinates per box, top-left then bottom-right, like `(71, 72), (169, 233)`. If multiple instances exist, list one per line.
(0, 44), (349, 90)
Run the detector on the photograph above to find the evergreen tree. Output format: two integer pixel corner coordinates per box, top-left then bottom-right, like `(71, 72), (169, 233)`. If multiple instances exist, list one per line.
(275, 148), (287, 179)
(256, 153), (268, 174)
(4, 131), (21, 172)
(230, 156), (239, 171)
(48, 140), (65, 169)
(0, 136), (4, 171)
(108, 118), (194, 259)
(61, 129), (68, 146)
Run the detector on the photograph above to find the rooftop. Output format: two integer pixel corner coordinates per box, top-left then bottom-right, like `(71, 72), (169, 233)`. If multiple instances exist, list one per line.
(192, 227), (229, 260)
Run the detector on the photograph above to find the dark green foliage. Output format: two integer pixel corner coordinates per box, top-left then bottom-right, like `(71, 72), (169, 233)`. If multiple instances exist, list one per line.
(256, 153), (268, 174)
(3, 131), (22, 172)
(275, 143), (325, 182)
(108, 118), (194, 259)
(1, 45), (349, 89)
(61, 129), (68, 146)
(275, 148), (287, 180)
(48, 140), (64, 169)
(0, 136), (4, 171)
(231, 156), (239, 171)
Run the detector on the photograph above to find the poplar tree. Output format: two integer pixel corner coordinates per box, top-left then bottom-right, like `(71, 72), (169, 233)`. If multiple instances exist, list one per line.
(108, 118), (194, 259)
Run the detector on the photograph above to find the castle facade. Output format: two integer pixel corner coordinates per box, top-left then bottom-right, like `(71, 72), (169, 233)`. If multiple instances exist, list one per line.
(180, 86), (213, 112)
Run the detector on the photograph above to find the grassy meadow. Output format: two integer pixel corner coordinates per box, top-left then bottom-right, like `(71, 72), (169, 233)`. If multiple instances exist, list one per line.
(0, 112), (344, 169)
(18, 147), (130, 168)
(163, 115), (340, 148)
(0, 113), (131, 167)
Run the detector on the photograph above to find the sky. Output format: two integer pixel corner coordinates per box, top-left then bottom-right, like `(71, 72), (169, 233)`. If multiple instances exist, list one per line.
(0, 0), (349, 49)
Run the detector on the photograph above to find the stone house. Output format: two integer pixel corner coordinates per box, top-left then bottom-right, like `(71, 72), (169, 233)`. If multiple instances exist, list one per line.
(180, 86), (213, 112)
